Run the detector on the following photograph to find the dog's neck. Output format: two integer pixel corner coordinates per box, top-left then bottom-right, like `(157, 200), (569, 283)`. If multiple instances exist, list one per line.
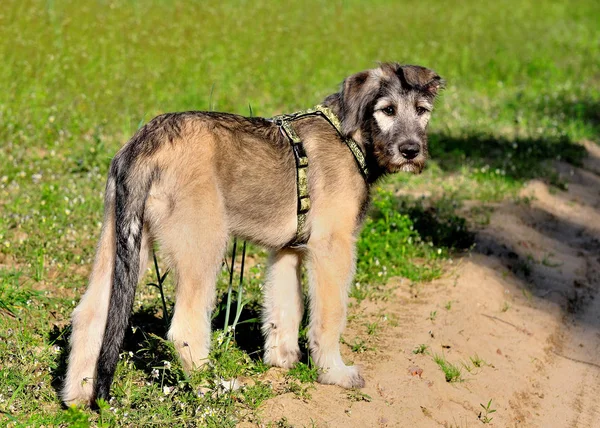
(321, 93), (384, 184)
(320, 93), (344, 126)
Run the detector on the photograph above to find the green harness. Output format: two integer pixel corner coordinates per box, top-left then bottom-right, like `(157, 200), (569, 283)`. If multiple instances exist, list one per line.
(271, 104), (369, 247)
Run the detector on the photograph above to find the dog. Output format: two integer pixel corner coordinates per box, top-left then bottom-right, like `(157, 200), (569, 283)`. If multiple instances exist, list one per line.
(62, 62), (443, 406)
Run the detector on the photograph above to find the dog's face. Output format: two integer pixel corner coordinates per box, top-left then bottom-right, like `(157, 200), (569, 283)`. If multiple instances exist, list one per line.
(341, 63), (444, 175)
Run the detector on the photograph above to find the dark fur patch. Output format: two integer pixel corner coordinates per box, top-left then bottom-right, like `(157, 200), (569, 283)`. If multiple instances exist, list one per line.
(395, 64), (445, 97)
(340, 71), (381, 137)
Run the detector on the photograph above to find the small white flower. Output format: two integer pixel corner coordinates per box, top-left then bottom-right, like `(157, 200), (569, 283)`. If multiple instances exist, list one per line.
(163, 386), (172, 395)
(163, 361), (171, 369)
(151, 369), (160, 379)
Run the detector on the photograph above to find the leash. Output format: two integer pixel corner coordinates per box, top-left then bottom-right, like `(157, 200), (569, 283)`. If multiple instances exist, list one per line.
(271, 104), (369, 247)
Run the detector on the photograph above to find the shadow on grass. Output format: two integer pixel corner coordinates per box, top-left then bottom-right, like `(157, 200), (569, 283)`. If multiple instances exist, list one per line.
(543, 98), (600, 136)
(398, 196), (475, 251)
(49, 325), (71, 405)
(429, 133), (587, 182)
(429, 98), (598, 180)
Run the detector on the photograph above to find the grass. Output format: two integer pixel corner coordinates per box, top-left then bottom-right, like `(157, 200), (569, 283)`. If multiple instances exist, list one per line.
(287, 362), (319, 384)
(0, 0), (598, 425)
(433, 354), (463, 383)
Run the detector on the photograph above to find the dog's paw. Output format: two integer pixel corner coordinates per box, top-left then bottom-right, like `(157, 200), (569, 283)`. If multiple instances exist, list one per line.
(62, 377), (95, 407)
(318, 364), (365, 389)
(265, 344), (302, 369)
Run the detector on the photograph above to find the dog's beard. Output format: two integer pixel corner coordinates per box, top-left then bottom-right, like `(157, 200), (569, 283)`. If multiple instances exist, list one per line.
(397, 161), (424, 173)
(390, 158), (425, 174)
(374, 146), (426, 174)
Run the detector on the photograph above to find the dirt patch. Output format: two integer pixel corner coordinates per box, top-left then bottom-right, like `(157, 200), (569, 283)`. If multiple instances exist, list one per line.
(254, 144), (600, 427)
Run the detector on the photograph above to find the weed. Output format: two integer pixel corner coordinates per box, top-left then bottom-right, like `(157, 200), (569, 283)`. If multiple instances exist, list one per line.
(285, 379), (316, 400)
(433, 354), (462, 383)
(514, 195), (535, 206)
(470, 355), (487, 368)
(522, 288), (534, 302)
(344, 337), (371, 354)
(445, 301), (453, 310)
(347, 390), (372, 402)
(541, 253), (562, 267)
(365, 322), (380, 337)
(514, 260), (533, 277)
(478, 399), (497, 424)
(429, 310), (438, 321)
(501, 301), (511, 312)
(271, 417), (294, 428)
(413, 344), (429, 355)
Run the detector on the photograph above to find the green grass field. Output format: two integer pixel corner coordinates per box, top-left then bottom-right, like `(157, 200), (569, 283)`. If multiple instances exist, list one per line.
(0, 0), (598, 425)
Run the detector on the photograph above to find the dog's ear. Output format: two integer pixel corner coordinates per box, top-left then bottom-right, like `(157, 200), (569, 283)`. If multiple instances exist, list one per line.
(397, 64), (445, 97)
(341, 70), (380, 137)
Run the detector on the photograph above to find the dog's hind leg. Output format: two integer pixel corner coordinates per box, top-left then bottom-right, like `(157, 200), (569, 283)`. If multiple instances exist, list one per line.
(156, 181), (228, 372)
(62, 178), (151, 406)
(262, 249), (304, 368)
(306, 233), (365, 388)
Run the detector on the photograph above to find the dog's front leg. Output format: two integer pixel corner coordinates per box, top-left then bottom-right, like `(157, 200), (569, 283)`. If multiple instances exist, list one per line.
(262, 249), (304, 368)
(306, 234), (365, 388)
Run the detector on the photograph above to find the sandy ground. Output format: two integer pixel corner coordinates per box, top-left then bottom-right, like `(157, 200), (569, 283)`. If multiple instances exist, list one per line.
(254, 141), (600, 427)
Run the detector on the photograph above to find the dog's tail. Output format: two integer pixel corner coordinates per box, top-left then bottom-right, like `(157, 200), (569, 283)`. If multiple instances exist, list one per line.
(92, 143), (156, 404)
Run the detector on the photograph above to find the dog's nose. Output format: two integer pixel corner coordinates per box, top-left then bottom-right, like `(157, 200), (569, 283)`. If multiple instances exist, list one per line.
(398, 141), (420, 160)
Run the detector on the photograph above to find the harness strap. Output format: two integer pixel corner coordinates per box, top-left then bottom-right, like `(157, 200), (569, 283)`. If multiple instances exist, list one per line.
(272, 105), (369, 247)
(277, 118), (311, 245)
(314, 105), (369, 180)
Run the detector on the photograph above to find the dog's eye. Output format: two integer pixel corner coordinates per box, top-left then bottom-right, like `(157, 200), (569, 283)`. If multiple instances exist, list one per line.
(381, 106), (395, 116)
(416, 106), (430, 116)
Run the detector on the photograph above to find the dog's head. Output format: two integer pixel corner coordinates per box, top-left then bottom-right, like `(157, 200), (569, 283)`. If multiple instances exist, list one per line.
(339, 63), (444, 175)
